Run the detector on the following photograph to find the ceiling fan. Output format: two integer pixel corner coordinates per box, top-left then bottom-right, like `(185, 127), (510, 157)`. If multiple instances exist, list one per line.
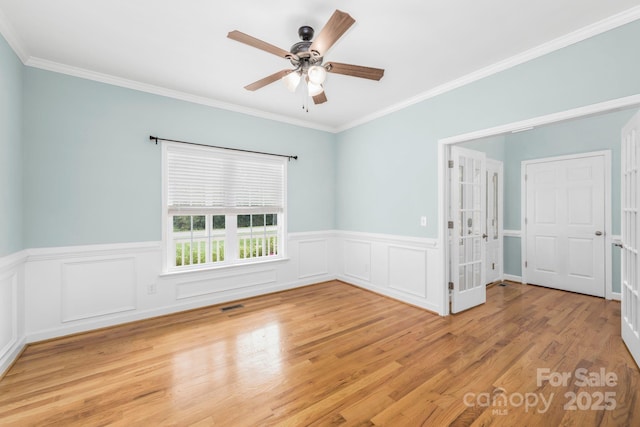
(227, 10), (384, 105)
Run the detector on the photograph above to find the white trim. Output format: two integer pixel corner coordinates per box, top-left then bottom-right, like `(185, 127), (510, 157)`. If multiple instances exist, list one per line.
(27, 241), (161, 262)
(0, 249), (28, 273)
(337, 230), (438, 248)
(440, 95), (640, 146)
(289, 230), (339, 239)
(337, 6), (640, 132)
(611, 234), (622, 301)
(521, 150), (613, 299)
(0, 336), (25, 379)
(503, 230), (522, 238)
(486, 159), (504, 285)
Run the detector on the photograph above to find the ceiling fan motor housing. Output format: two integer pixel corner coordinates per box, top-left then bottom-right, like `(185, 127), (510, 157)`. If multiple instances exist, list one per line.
(289, 26), (323, 70)
(298, 25), (314, 41)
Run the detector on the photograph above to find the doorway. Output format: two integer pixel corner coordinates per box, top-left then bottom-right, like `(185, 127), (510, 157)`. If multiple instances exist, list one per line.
(439, 95), (640, 315)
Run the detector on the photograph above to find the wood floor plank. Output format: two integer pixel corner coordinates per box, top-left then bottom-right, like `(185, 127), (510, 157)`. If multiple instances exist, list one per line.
(0, 281), (638, 426)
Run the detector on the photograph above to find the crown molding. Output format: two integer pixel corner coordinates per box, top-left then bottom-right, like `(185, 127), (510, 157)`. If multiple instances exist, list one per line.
(336, 5), (640, 132)
(24, 57), (335, 133)
(0, 7), (28, 62)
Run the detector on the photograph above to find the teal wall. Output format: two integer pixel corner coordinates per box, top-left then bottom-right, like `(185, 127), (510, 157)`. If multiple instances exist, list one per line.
(22, 68), (336, 248)
(0, 34), (23, 257)
(504, 236), (522, 278)
(463, 134), (506, 161)
(336, 20), (640, 237)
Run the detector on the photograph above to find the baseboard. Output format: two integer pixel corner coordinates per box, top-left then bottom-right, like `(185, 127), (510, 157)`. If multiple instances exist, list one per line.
(503, 230), (522, 238)
(611, 292), (621, 301)
(337, 274), (442, 315)
(0, 336), (26, 380)
(503, 274), (523, 283)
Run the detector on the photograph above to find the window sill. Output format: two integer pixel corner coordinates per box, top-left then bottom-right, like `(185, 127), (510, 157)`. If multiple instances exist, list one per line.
(159, 256), (290, 278)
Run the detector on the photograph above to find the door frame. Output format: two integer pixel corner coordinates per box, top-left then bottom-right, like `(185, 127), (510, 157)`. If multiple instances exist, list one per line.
(486, 158), (504, 284)
(438, 94), (640, 315)
(521, 150), (612, 298)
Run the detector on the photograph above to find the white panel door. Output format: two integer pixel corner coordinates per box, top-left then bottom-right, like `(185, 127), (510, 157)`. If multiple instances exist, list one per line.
(485, 159), (503, 284)
(621, 111), (640, 368)
(524, 155), (605, 297)
(450, 146), (486, 313)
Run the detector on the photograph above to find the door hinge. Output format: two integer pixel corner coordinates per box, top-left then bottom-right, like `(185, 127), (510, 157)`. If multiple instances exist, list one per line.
(448, 160), (454, 168)
(448, 282), (454, 290)
(525, 261), (528, 268)
(525, 218), (528, 225)
(448, 221), (454, 229)
(525, 174), (528, 181)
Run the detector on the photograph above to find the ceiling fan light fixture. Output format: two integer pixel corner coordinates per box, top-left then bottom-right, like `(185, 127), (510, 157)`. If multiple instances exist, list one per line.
(307, 65), (327, 85)
(307, 81), (324, 97)
(282, 71), (301, 92)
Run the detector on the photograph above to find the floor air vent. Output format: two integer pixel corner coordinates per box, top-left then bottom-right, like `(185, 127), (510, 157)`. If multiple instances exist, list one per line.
(221, 304), (244, 312)
(498, 283), (508, 287)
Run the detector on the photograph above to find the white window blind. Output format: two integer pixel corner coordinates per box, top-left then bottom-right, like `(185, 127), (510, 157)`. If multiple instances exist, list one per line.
(166, 143), (285, 214)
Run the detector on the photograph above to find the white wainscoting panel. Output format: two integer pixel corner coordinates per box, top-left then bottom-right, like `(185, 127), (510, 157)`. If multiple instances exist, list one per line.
(0, 273), (18, 364)
(388, 245), (427, 298)
(343, 240), (372, 282)
(177, 268), (277, 300)
(0, 250), (27, 378)
(297, 239), (329, 279)
(19, 230), (445, 348)
(61, 258), (137, 322)
(337, 231), (443, 314)
(23, 233), (337, 343)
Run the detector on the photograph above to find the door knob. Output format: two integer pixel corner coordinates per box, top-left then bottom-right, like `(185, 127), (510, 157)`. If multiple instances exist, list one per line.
(595, 231), (603, 236)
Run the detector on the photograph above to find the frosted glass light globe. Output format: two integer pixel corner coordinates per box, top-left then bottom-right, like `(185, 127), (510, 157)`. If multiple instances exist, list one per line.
(282, 71), (301, 92)
(307, 66), (327, 85)
(307, 81), (324, 97)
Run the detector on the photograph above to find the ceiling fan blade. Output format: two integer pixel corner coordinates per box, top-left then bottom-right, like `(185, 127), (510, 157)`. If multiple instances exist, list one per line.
(244, 70), (293, 91)
(227, 30), (294, 59)
(325, 62), (385, 81)
(309, 10), (355, 56)
(313, 91), (327, 105)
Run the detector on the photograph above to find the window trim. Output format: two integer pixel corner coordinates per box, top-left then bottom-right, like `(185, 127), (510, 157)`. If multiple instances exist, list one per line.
(161, 141), (287, 273)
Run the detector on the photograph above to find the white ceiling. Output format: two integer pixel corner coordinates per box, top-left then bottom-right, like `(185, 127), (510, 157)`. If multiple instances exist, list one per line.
(1, 0), (639, 132)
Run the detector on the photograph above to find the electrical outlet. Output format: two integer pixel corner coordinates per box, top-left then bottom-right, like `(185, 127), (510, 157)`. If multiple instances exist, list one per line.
(420, 216), (427, 227)
(147, 283), (157, 294)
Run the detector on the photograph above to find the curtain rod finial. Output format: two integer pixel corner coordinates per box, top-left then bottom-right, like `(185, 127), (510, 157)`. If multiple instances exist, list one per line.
(149, 135), (158, 145)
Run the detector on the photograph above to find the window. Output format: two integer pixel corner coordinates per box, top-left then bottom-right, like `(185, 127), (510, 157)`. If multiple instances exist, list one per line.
(163, 142), (286, 271)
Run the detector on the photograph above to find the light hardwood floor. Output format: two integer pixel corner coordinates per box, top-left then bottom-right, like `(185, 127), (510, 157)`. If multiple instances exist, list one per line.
(0, 281), (638, 426)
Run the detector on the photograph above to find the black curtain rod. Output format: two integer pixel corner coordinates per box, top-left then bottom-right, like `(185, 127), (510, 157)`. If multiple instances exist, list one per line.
(149, 136), (298, 161)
